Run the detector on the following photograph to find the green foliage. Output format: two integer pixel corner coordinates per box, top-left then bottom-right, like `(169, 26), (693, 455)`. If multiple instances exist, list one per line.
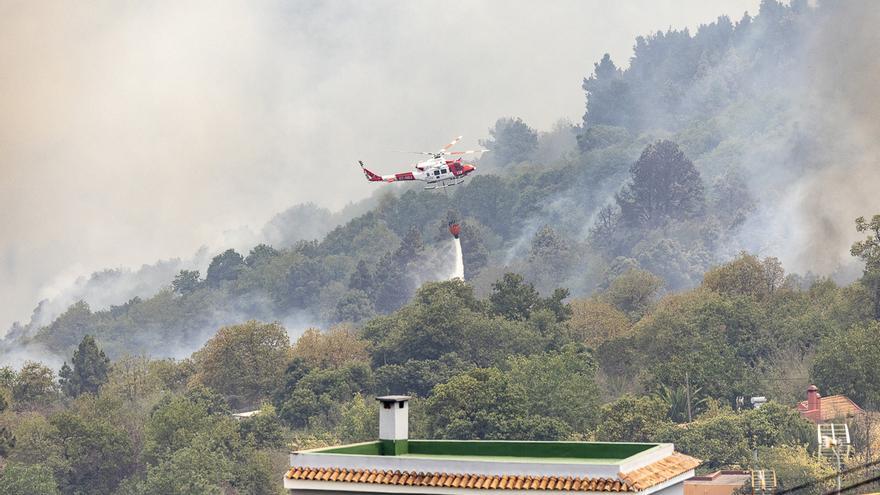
(49, 409), (134, 495)
(335, 394), (377, 443)
(144, 393), (219, 463)
(756, 445), (834, 494)
(276, 360), (374, 428)
(655, 402), (814, 470)
(702, 252), (785, 301)
(12, 362), (58, 408)
(653, 383), (706, 423)
(489, 273), (542, 321)
(171, 269), (201, 295)
(426, 347), (600, 440)
(59, 335), (110, 397)
(601, 269), (663, 320)
(138, 445), (232, 495)
(426, 367), (570, 440)
(617, 140), (705, 228)
(205, 248), (245, 287)
(811, 321), (880, 407)
(851, 215), (880, 318)
(193, 321), (290, 407)
(480, 117), (539, 165)
(655, 408), (749, 469)
(594, 395), (671, 442)
(0, 463), (59, 495)
(238, 403), (285, 449)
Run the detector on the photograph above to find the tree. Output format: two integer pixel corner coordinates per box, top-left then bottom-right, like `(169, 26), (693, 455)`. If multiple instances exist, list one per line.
(205, 248), (244, 287)
(59, 335), (110, 397)
(581, 54), (634, 130)
(335, 394), (377, 443)
(144, 393), (219, 462)
(601, 269), (664, 320)
(567, 298), (631, 348)
(594, 395), (671, 442)
(426, 367), (569, 440)
(348, 260), (374, 294)
(333, 289), (376, 323)
(12, 361), (58, 406)
(506, 345), (601, 433)
(528, 226), (574, 281)
(50, 410), (134, 494)
(702, 252), (785, 301)
(171, 269), (201, 295)
(292, 326), (370, 370)
(480, 117), (539, 165)
(654, 408), (750, 469)
(460, 220), (490, 280)
(616, 140), (705, 228)
(757, 445), (834, 494)
(0, 463), (59, 495)
(276, 361), (374, 428)
(139, 445), (232, 495)
(238, 403), (285, 449)
(192, 321), (291, 407)
(244, 243), (280, 267)
(489, 273), (542, 321)
(851, 215), (880, 318)
(811, 321), (880, 407)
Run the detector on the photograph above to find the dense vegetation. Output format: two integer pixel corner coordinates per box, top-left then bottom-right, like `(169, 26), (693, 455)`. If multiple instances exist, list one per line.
(1, 1), (878, 494)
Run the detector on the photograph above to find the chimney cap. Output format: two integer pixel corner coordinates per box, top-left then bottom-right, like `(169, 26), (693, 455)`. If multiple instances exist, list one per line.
(808, 385), (819, 392)
(376, 395), (412, 404)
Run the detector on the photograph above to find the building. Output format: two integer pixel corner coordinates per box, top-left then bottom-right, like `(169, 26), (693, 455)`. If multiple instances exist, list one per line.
(284, 395), (701, 494)
(683, 471), (750, 495)
(797, 385), (864, 423)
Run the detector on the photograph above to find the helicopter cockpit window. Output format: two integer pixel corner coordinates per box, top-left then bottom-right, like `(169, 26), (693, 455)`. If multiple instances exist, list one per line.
(434, 170), (440, 175)
(441, 168), (448, 174)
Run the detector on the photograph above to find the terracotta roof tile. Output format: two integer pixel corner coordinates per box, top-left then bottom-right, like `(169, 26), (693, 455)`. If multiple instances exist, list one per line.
(621, 452), (702, 491)
(287, 452), (701, 492)
(797, 395), (864, 421)
(286, 466), (635, 491)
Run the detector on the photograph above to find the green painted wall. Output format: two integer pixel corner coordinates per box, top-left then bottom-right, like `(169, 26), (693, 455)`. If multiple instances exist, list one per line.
(380, 439), (409, 455)
(320, 441), (382, 455)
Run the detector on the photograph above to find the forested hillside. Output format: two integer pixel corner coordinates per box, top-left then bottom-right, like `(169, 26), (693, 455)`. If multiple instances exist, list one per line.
(2, 1), (880, 493)
(4, 0), (863, 361)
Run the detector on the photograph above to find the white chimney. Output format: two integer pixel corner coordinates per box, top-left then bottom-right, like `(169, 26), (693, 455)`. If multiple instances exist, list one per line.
(376, 395), (410, 455)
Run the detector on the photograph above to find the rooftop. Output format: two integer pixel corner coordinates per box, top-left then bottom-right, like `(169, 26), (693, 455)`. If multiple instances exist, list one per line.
(286, 440), (700, 493)
(284, 396), (701, 493)
(797, 394), (864, 422)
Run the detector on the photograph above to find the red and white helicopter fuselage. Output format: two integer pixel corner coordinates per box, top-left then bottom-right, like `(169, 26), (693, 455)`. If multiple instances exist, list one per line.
(358, 136), (486, 190)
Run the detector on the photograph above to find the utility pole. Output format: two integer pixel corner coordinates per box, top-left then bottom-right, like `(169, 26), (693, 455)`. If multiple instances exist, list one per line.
(685, 371), (692, 423)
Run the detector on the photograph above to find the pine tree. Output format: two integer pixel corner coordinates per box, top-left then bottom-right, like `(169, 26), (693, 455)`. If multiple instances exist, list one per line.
(59, 335), (110, 397)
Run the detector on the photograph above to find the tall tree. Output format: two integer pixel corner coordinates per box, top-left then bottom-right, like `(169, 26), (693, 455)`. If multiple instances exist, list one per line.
(171, 270), (201, 295)
(480, 117), (538, 165)
(205, 248), (245, 287)
(851, 215), (880, 318)
(581, 54), (634, 130)
(13, 361), (59, 406)
(192, 321), (291, 407)
(616, 140), (705, 228)
(59, 335), (110, 397)
(489, 273), (542, 321)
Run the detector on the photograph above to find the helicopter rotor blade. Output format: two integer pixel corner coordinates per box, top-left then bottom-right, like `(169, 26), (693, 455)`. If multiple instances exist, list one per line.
(394, 150), (435, 155)
(440, 136), (463, 152)
(445, 149), (489, 155)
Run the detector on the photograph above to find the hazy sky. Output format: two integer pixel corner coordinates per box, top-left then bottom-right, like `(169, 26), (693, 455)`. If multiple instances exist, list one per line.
(0, 0), (760, 329)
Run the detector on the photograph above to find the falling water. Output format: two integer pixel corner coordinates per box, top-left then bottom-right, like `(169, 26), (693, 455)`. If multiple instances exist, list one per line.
(452, 238), (464, 280)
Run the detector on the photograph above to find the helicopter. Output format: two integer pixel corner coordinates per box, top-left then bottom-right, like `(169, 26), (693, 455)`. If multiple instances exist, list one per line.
(358, 136), (487, 189)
